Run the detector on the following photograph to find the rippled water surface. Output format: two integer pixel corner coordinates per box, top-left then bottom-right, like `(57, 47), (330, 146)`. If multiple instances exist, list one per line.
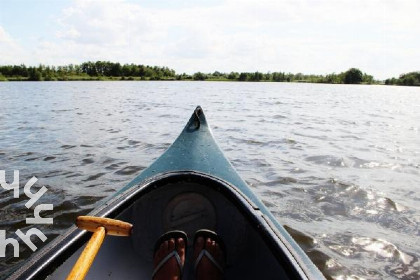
(0, 81), (419, 279)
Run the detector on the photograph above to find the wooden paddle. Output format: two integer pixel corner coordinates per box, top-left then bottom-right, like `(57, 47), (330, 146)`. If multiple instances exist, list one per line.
(66, 216), (133, 280)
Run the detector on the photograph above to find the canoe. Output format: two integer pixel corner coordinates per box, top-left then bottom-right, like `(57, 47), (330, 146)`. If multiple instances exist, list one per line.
(8, 106), (325, 279)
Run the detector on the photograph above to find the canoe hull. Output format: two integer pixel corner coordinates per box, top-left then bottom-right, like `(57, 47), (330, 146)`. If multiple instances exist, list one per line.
(7, 107), (324, 279)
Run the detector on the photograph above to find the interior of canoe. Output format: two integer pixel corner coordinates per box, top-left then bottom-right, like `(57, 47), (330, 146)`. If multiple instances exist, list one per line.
(48, 173), (292, 280)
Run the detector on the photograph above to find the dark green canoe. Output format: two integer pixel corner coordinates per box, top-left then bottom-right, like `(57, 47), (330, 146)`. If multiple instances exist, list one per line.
(8, 107), (325, 279)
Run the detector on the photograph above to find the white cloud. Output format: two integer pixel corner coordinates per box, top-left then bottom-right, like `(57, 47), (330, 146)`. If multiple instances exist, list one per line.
(0, 26), (29, 65)
(2, 0), (420, 79)
(57, 27), (80, 40)
(0, 26), (13, 44)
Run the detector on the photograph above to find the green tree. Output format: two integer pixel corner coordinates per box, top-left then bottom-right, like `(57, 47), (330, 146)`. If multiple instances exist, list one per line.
(397, 72), (420, 86)
(193, 72), (207, 81)
(238, 72), (249, 81)
(362, 73), (374, 84)
(294, 73), (303, 81)
(28, 68), (42, 81)
(323, 73), (340, 84)
(110, 63), (122, 76)
(251, 72), (263, 81)
(227, 72), (238, 80)
(343, 68), (363, 84)
(212, 71), (222, 77)
(272, 72), (286, 82)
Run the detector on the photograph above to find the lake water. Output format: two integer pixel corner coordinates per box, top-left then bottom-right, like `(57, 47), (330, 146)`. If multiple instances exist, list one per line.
(0, 81), (419, 279)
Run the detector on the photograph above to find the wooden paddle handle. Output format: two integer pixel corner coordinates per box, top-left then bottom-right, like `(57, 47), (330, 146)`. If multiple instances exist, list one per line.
(76, 216), (132, 236)
(66, 216), (133, 280)
(66, 226), (106, 280)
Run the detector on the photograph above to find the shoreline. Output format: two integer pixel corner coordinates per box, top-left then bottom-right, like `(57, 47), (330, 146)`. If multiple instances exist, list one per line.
(0, 75), (386, 85)
(0, 77), (393, 86)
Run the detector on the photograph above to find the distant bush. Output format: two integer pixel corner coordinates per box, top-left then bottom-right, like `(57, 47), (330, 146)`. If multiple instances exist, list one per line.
(0, 73), (7, 81)
(28, 68), (42, 81)
(385, 72), (420, 86)
(193, 72), (207, 81)
(343, 68), (363, 84)
(44, 75), (57, 81)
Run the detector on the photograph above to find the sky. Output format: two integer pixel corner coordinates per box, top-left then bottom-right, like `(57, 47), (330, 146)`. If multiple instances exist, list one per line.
(0, 0), (419, 80)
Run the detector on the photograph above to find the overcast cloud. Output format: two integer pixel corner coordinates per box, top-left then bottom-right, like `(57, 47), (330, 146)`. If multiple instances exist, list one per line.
(0, 0), (419, 79)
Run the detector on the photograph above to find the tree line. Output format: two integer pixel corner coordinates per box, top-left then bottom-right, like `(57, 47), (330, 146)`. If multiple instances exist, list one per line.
(190, 68), (374, 84)
(0, 61), (417, 86)
(0, 62), (176, 81)
(384, 72), (420, 86)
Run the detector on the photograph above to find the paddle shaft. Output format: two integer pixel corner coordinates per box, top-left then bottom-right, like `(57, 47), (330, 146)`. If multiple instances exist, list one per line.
(66, 227), (106, 280)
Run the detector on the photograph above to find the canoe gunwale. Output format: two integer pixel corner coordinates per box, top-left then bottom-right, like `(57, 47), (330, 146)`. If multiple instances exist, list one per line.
(8, 170), (311, 280)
